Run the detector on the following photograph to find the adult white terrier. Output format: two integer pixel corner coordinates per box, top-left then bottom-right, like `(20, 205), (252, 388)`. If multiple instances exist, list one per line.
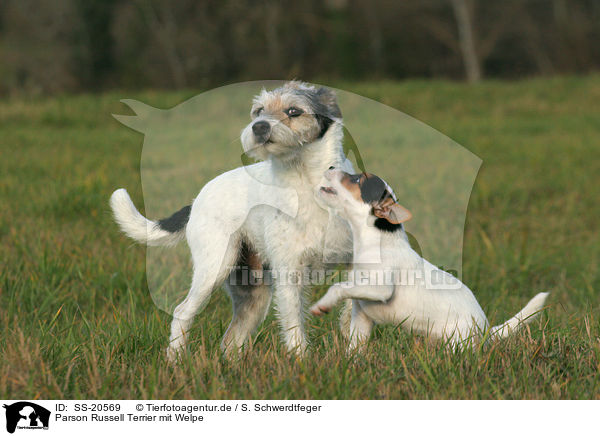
(110, 82), (354, 361)
(310, 168), (549, 350)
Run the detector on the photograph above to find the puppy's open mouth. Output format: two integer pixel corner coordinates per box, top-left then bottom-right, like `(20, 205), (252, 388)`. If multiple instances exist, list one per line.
(320, 186), (337, 195)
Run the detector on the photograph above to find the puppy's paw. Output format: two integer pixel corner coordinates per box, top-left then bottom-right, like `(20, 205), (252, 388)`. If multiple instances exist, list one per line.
(311, 287), (342, 316)
(310, 304), (330, 316)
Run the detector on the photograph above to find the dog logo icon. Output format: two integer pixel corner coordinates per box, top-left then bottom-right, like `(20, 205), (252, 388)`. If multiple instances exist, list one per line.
(3, 402), (50, 433)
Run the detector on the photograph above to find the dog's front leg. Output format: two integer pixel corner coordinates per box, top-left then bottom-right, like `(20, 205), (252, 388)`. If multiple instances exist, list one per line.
(273, 278), (307, 356)
(348, 302), (373, 351)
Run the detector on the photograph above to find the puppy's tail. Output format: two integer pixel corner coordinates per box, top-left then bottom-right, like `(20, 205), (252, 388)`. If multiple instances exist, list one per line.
(490, 292), (549, 339)
(110, 188), (190, 246)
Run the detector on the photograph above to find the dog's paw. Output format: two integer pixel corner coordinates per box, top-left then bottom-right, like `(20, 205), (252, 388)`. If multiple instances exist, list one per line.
(165, 345), (183, 364)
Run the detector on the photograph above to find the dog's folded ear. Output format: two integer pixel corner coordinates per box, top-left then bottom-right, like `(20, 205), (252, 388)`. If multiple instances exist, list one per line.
(315, 87), (342, 119)
(372, 197), (412, 225)
(310, 87), (342, 138)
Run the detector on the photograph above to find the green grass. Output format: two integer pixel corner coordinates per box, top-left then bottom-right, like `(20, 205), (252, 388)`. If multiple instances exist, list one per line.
(1, 76), (599, 399)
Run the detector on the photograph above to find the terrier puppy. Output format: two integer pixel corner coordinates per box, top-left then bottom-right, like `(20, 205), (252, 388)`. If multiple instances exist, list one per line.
(111, 82), (354, 361)
(310, 168), (549, 350)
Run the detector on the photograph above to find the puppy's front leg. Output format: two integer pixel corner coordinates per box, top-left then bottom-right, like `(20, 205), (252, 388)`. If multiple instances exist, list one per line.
(348, 302), (373, 351)
(310, 281), (394, 315)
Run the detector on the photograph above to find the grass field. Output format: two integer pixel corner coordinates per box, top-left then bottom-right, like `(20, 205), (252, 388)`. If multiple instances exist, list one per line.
(1, 76), (599, 399)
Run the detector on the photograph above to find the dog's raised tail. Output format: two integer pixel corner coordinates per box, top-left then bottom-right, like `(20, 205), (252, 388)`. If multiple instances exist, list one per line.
(110, 188), (190, 246)
(490, 292), (549, 339)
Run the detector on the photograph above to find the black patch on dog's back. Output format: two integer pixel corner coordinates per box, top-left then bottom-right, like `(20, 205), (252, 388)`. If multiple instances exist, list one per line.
(158, 205), (191, 233)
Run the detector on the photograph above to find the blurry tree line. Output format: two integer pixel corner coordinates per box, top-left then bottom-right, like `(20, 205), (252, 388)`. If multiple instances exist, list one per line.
(1, 0), (599, 95)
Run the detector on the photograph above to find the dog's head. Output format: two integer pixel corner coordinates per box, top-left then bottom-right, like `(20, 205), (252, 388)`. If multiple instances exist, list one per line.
(241, 81), (342, 162)
(318, 168), (412, 232)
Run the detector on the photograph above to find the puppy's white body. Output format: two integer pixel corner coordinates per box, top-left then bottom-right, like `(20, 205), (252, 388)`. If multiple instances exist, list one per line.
(311, 169), (549, 349)
(349, 235), (488, 343)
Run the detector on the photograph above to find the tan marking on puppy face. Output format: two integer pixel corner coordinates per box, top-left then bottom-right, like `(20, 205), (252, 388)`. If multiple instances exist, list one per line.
(340, 172), (369, 202)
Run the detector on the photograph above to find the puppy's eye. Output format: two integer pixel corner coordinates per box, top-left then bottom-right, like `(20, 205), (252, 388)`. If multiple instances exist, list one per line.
(284, 107), (304, 117)
(349, 175), (361, 184)
(253, 107), (264, 117)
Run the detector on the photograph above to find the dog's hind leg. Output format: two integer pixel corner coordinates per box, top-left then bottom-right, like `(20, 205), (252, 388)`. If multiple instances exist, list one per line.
(222, 283), (272, 356)
(166, 231), (240, 363)
(221, 242), (272, 356)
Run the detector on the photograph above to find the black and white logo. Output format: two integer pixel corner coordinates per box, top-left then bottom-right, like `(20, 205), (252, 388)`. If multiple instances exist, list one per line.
(3, 402), (50, 434)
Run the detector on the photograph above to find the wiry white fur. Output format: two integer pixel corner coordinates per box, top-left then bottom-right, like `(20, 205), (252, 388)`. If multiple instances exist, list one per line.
(110, 188), (185, 246)
(111, 83), (354, 362)
(166, 126), (354, 359)
(311, 169), (549, 350)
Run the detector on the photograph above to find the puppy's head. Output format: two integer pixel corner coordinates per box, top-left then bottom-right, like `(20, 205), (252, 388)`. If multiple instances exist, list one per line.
(318, 168), (412, 231)
(241, 81), (341, 162)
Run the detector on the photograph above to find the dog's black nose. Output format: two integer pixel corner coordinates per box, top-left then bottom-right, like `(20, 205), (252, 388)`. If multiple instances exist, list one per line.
(328, 166), (335, 170)
(252, 121), (270, 137)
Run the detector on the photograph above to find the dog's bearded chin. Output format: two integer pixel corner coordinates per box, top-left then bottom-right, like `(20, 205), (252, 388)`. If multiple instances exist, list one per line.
(242, 135), (303, 163)
(264, 142), (305, 162)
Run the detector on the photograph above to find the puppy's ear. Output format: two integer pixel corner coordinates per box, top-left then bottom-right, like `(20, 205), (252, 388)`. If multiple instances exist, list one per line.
(372, 197), (412, 225)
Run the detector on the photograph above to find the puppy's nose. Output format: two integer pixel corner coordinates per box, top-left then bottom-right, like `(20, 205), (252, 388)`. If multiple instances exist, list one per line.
(252, 121), (270, 137)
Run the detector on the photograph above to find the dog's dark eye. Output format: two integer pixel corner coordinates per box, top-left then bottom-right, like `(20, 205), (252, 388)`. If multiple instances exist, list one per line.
(284, 107), (304, 117)
(253, 107), (264, 117)
(349, 175), (361, 184)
